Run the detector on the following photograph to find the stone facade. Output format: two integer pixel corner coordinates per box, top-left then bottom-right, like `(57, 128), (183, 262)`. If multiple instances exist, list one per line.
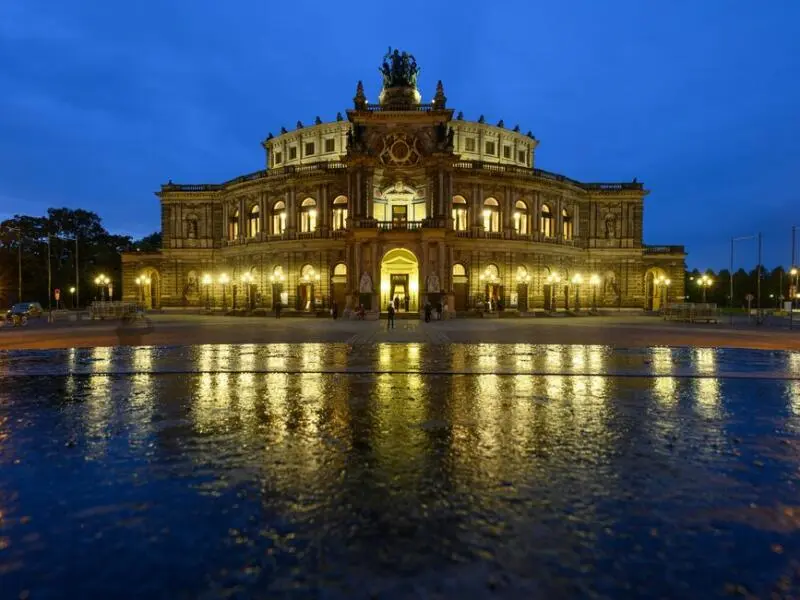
(122, 52), (685, 314)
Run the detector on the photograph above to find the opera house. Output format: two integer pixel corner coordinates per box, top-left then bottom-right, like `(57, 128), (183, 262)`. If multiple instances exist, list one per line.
(122, 49), (685, 315)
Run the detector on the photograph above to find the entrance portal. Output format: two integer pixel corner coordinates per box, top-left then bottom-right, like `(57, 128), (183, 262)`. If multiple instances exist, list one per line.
(381, 248), (419, 313)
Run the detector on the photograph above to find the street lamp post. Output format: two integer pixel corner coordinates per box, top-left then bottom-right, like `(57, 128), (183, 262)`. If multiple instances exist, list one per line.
(571, 273), (583, 311)
(94, 274), (110, 301)
(135, 276), (143, 305)
(546, 273), (561, 311)
(697, 274), (713, 303)
(202, 273), (212, 310)
(219, 273), (229, 311)
(69, 286), (76, 309)
(241, 272), (253, 310)
(663, 278), (671, 308)
(589, 274), (600, 312)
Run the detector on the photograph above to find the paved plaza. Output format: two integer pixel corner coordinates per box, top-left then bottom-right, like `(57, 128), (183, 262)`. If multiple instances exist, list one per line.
(1, 312), (799, 350)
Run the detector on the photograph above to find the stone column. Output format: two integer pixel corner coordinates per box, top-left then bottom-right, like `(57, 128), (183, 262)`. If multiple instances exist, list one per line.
(320, 184), (328, 230)
(438, 169), (445, 219)
(356, 170), (362, 218)
(503, 186), (512, 236)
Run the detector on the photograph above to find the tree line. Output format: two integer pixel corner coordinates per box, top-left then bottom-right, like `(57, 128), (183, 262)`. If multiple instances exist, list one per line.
(0, 208), (159, 308)
(684, 266), (796, 308)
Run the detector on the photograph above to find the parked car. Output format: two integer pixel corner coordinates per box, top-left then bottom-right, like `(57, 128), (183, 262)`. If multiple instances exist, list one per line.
(5, 302), (44, 321)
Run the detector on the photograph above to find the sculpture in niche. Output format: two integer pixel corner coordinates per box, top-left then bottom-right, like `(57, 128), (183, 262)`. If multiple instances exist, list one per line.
(604, 271), (619, 298)
(359, 272), (373, 293)
(604, 215), (617, 239)
(426, 273), (441, 293)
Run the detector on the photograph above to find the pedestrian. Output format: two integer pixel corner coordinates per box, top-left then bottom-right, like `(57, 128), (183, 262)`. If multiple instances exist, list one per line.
(404, 295), (409, 312)
(424, 300), (432, 323)
(394, 295), (400, 313)
(436, 300), (442, 320)
(332, 301), (338, 320)
(387, 302), (395, 329)
(275, 300), (281, 319)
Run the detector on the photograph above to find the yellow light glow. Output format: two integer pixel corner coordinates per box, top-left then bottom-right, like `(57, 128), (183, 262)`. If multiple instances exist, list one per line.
(201, 273), (212, 285)
(69, 286), (75, 293)
(572, 274), (583, 284)
(665, 279), (671, 286)
(219, 273), (230, 285)
(380, 280), (390, 292)
(409, 279), (418, 293)
(791, 268), (798, 276)
(589, 274), (600, 286)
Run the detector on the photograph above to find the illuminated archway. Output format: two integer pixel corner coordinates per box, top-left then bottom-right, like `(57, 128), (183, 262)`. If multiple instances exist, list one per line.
(136, 268), (161, 309)
(644, 267), (670, 311)
(380, 248), (419, 312)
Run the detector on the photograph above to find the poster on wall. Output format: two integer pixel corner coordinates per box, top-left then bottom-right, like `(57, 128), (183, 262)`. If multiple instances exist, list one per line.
(510, 292), (518, 308)
(280, 291), (289, 307)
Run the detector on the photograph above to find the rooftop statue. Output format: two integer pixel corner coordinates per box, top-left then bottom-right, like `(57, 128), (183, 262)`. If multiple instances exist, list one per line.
(379, 47), (419, 89)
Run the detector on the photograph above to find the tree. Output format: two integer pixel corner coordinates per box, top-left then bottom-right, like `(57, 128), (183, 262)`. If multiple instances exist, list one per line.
(0, 208), (133, 308)
(133, 232), (162, 252)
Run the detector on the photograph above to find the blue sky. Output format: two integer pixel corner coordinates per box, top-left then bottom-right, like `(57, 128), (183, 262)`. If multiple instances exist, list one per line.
(1, 0), (798, 269)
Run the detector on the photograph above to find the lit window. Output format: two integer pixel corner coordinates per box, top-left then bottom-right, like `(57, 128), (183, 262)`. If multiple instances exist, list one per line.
(325, 138), (335, 153)
(248, 205), (260, 237)
(332, 196), (348, 231)
(465, 138), (476, 152)
(485, 141), (495, 155)
(289, 146), (297, 160)
(540, 204), (553, 237)
(452, 195), (468, 231)
(305, 142), (315, 156)
(513, 200), (528, 235)
(483, 197), (500, 233)
(228, 209), (240, 240)
(562, 209), (573, 240)
(300, 197), (317, 232)
(273, 201), (286, 234)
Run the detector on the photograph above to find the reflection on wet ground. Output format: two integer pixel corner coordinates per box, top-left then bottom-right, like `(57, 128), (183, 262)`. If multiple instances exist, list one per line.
(1, 344), (800, 599)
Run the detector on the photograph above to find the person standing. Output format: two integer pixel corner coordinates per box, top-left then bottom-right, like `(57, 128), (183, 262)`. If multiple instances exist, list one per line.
(394, 295), (400, 313)
(275, 299), (281, 319)
(332, 301), (338, 320)
(387, 302), (395, 330)
(424, 300), (432, 323)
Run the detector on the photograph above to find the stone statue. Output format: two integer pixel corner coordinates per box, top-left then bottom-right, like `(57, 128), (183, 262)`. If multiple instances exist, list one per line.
(314, 116), (322, 125)
(497, 119), (504, 128)
(336, 112), (343, 121)
(605, 216), (616, 239)
(426, 274), (440, 293)
(359, 272), (373, 293)
(478, 115), (485, 124)
(280, 126), (287, 134)
(296, 120), (304, 129)
(513, 124), (520, 132)
(379, 47), (420, 88)
(456, 111), (464, 120)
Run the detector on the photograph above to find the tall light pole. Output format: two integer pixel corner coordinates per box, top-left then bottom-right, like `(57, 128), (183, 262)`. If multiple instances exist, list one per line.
(731, 235), (756, 325)
(241, 272), (253, 310)
(2, 226), (23, 302)
(546, 273), (561, 311)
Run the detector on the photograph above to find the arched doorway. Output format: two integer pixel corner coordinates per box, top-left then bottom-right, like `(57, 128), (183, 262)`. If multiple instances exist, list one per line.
(478, 264), (502, 310)
(331, 263), (347, 309)
(644, 267), (670, 311)
(452, 263), (468, 311)
(138, 268), (161, 309)
(381, 248), (419, 313)
(297, 264), (320, 311)
(515, 265), (530, 311)
(270, 265), (286, 309)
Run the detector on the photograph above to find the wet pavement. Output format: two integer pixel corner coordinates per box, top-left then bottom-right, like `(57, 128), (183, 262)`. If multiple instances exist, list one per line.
(2, 344), (800, 598)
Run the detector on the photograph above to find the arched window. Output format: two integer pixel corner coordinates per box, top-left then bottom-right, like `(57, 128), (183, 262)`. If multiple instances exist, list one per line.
(452, 263), (466, 277)
(272, 201), (286, 235)
(185, 215), (198, 239)
(482, 197), (500, 233)
(228, 208), (240, 240)
(452, 195), (468, 231)
(540, 204), (553, 237)
(300, 197), (317, 233)
(513, 200), (528, 235)
(333, 263), (347, 277)
(248, 205), (260, 238)
(332, 196), (348, 231)
(562, 209), (573, 240)
(271, 265), (285, 282)
(300, 264), (318, 282)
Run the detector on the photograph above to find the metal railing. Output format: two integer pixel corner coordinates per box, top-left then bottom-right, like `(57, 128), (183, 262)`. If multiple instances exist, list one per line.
(644, 245), (686, 255)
